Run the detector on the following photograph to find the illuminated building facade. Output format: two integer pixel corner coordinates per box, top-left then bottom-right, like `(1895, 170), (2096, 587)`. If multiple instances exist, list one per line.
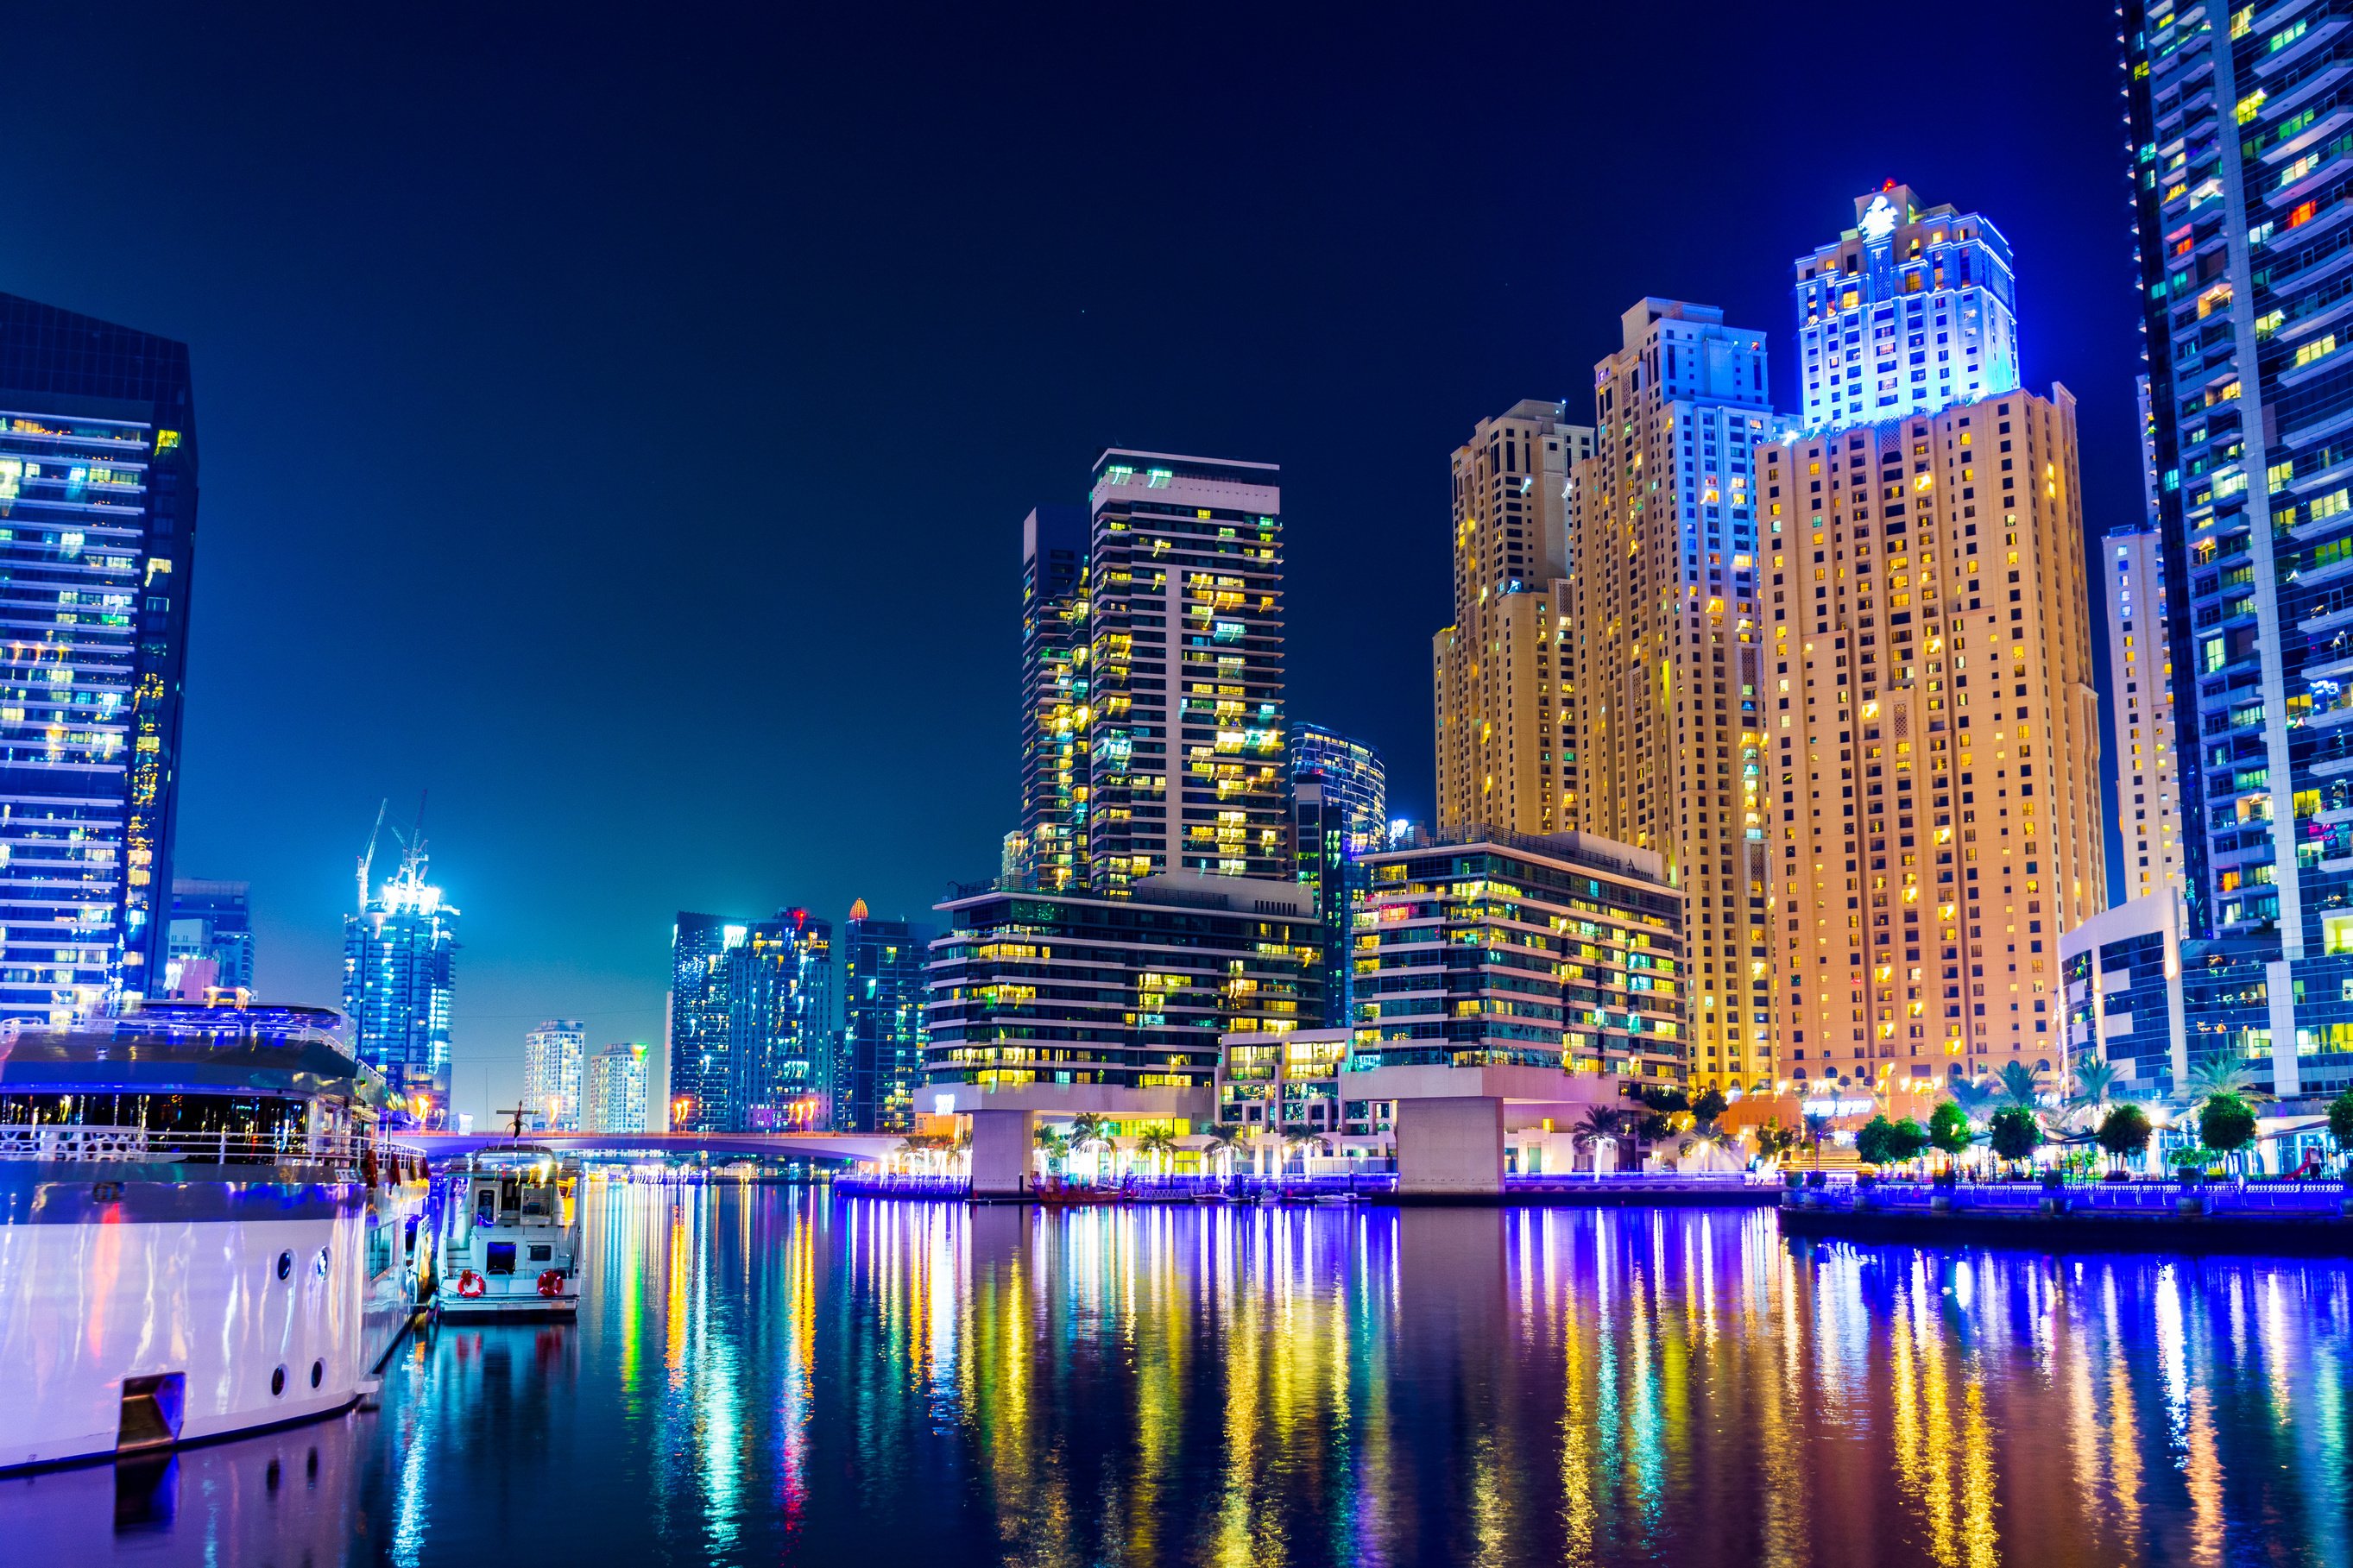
(666, 908), (834, 1131)
(2122, 0), (2353, 1096)
(1431, 402), (1594, 835)
(2062, 895), (2186, 1097)
(1292, 772), (1359, 1030)
(924, 871), (1321, 1119)
(1011, 503), (1090, 891)
(1290, 721), (1388, 855)
(583, 1042), (649, 1133)
(164, 878), (252, 998)
(0, 292), (199, 1022)
(667, 912), (740, 1132)
(521, 1018), (585, 1130)
(2104, 526), (2185, 912)
(1349, 829), (1684, 1083)
(840, 898), (930, 1132)
(1792, 184), (2018, 433)
(1215, 1026), (1348, 1130)
(341, 849), (457, 1114)
(1760, 391), (2104, 1087)
(1563, 299), (1775, 1092)
(1086, 451), (1287, 891)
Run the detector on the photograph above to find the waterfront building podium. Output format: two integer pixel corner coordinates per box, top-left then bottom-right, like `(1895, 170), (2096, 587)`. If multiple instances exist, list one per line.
(967, 1108), (1036, 1196)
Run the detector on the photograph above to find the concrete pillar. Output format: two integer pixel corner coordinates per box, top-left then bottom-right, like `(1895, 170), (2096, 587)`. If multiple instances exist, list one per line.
(1395, 1097), (1503, 1199)
(968, 1109), (1036, 1198)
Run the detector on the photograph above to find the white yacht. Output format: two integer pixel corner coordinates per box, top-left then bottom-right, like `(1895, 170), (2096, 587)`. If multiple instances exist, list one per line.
(0, 1001), (430, 1471)
(433, 1145), (582, 1317)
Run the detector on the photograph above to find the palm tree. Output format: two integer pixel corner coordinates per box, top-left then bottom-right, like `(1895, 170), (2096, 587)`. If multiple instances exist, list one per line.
(1136, 1125), (1177, 1178)
(1574, 1105), (1625, 1171)
(2182, 1055), (2272, 1107)
(1032, 1124), (1070, 1177)
(1996, 1060), (2047, 1111)
(2065, 1055), (2120, 1131)
(1946, 1076), (1998, 1123)
(1278, 1124), (1319, 1175)
(1202, 1122), (1245, 1181)
(1802, 1111), (1833, 1172)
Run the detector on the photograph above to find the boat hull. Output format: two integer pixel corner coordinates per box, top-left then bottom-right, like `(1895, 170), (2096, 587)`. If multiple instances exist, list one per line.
(0, 1167), (425, 1471)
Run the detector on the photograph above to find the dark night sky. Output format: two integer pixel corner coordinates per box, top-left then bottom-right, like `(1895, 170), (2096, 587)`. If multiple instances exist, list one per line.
(4, 2), (2140, 1120)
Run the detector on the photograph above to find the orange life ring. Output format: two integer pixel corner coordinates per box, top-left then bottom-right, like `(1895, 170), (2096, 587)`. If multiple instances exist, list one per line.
(536, 1269), (566, 1299)
(456, 1269), (486, 1299)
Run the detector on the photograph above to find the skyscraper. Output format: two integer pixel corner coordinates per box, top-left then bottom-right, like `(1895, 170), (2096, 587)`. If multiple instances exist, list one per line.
(1791, 185), (2018, 433)
(1289, 721), (1388, 854)
(583, 1042), (649, 1133)
(1564, 299), (1776, 1093)
(666, 907), (834, 1131)
(1432, 402), (1595, 836)
(0, 292), (199, 1022)
(2103, 526), (2184, 914)
(521, 1018), (585, 1130)
(1291, 772), (1357, 1030)
(840, 898), (930, 1132)
(1086, 451), (1286, 891)
(1760, 394), (2105, 1090)
(1012, 504), (1090, 891)
(342, 845), (457, 1119)
(165, 878), (253, 998)
(2123, 2), (2353, 1093)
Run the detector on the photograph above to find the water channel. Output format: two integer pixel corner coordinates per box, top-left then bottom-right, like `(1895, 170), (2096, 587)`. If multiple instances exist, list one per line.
(3, 1182), (2347, 1565)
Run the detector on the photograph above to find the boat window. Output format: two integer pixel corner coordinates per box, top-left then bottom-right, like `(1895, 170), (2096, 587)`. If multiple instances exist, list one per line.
(485, 1242), (517, 1275)
(527, 1244), (552, 1262)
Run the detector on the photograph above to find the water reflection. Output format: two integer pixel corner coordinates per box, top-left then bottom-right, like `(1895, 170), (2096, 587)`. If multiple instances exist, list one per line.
(3, 1187), (2347, 1565)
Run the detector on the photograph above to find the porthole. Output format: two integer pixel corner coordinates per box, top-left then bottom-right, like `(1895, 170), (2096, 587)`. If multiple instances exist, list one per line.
(275, 1250), (293, 1281)
(314, 1247), (331, 1278)
(269, 1365), (287, 1398)
(310, 1360), (324, 1389)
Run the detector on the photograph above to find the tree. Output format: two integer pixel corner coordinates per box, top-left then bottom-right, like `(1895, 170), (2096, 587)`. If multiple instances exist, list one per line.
(2066, 1055), (2119, 1130)
(2183, 1055), (2271, 1107)
(1996, 1060), (2047, 1111)
(1929, 1100), (1973, 1164)
(1802, 1111), (1833, 1171)
(1888, 1118), (1931, 1166)
(1753, 1120), (1797, 1163)
(2198, 1093), (2259, 1171)
(1988, 1105), (2042, 1169)
(1136, 1125), (1177, 1176)
(2331, 1092), (2353, 1168)
(1691, 1088), (1730, 1126)
(1070, 1111), (1107, 1153)
(1639, 1086), (1691, 1118)
(1854, 1115), (1900, 1168)
(1202, 1122), (1244, 1178)
(1946, 1077), (1997, 1121)
(2095, 1104), (2153, 1173)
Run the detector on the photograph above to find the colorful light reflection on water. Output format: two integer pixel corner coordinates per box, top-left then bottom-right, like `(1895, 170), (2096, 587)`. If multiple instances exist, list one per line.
(5, 1186), (2349, 1566)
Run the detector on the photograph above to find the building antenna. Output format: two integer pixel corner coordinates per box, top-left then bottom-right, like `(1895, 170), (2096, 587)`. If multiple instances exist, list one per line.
(356, 800), (388, 915)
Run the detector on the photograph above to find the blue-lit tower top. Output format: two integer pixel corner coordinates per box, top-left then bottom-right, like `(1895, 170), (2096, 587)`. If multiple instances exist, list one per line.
(1792, 183), (2018, 434)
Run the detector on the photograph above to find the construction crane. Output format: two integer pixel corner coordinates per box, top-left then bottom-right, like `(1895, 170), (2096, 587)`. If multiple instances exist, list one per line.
(355, 800), (388, 916)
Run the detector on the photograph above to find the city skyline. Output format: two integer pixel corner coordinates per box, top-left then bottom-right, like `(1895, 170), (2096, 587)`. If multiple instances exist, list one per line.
(0, 3), (2142, 1122)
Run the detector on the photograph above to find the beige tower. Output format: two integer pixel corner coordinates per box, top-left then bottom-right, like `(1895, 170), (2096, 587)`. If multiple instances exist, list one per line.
(1563, 300), (1777, 1094)
(1761, 388), (2104, 1093)
(1431, 401), (1594, 834)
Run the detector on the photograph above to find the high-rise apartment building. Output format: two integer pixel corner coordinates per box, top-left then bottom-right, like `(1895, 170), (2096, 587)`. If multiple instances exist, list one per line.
(1012, 503), (1090, 891)
(1760, 391), (2104, 1087)
(1432, 401), (1595, 836)
(521, 1018), (585, 1130)
(1563, 299), (1776, 1092)
(840, 898), (930, 1132)
(666, 907), (834, 1131)
(2122, 1), (2353, 1093)
(2103, 526), (2185, 912)
(0, 293), (199, 1021)
(1349, 829), (1685, 1084)
(1085, 451), (1287, 891)
(342, 847), (457, 1117)
(1290, 721), (1388, 854)
(583, 1042), (649, 1133)
(1292, 772), (1359, 1030)
(1792, 185), (2019, 433)
(924, 871), (1322, 1120)
(165, 878), (252, 998)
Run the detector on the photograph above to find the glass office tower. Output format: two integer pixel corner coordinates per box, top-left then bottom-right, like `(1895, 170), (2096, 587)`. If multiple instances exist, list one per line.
(165, 878), (254, 998)
(840, 899), (930, 1131)
(342, 849), (457, 1121)
(2123, 1), (2353, 1095)
(0, 292), (199, 1022)
(667, 907), (833, 1131)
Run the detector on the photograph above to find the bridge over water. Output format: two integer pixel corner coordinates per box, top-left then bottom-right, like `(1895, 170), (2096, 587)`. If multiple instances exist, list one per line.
(403, 1130), (904, 1164)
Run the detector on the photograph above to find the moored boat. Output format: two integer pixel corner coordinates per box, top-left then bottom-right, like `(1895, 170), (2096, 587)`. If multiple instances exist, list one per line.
(432, 1145), (583, 1316)
(0, 1001), (429, 1471)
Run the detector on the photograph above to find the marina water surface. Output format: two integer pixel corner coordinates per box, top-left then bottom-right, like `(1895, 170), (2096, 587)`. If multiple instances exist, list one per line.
(4, 1182), (2348, 1567)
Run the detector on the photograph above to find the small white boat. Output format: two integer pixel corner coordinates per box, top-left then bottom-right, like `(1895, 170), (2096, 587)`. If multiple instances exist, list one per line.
(434, 1146), (583, 1317)
(1312, 1192), (1359, 1206)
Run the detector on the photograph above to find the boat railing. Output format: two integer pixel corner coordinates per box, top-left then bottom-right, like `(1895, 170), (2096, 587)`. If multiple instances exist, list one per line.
(0, 1123), (430, 1174)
